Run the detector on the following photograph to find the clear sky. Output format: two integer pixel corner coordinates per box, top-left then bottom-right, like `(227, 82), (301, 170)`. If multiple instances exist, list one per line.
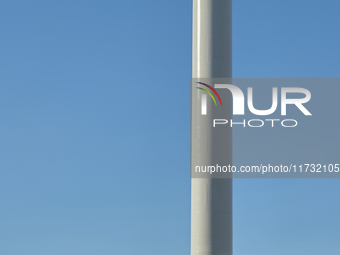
(0, 0), (339, 255)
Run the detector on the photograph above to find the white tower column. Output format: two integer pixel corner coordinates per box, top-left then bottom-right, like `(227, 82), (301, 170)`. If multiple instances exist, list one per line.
(191, 0), (232, 255)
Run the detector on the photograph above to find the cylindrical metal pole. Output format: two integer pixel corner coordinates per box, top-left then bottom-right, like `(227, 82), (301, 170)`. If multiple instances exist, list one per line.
(191, 0), (232, 254)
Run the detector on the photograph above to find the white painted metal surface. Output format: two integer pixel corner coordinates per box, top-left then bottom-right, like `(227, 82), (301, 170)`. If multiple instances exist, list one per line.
(191, 0), (232, 254)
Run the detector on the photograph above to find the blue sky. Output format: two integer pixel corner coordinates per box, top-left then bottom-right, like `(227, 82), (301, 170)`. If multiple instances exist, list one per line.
(0, 0), (339, 254)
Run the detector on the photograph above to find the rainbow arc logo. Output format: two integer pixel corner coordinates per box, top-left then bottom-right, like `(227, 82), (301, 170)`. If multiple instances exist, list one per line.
(196, 82), (223, 106)
(196, 82), (222, 115)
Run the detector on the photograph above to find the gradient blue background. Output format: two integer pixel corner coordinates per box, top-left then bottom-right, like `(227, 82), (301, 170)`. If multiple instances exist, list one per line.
(0, 0), (339, 254)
